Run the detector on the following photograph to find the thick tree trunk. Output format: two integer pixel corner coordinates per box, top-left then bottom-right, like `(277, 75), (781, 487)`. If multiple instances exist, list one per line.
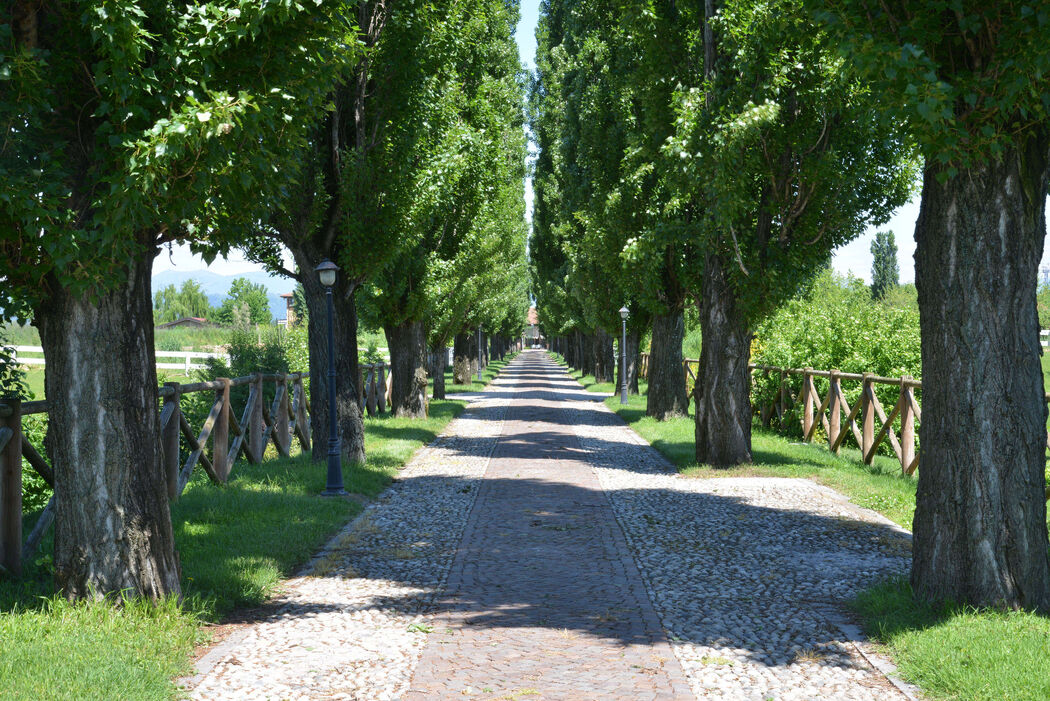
(431, 342), (447, 400)
(384, 320), (428, 418)
(593, 328), (615, 383)
(615, 328), (641, 395)
(302, 274), (365, 465)
(453, 333), (477, 385)
(37, 250), (180, 600)
(695, 254), (753, 466)
(647, 309), (689, 420)
(911, 138), (1050, 611)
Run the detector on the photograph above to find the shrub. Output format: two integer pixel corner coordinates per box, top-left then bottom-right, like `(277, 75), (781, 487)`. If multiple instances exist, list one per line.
(751, 270), (921, 445)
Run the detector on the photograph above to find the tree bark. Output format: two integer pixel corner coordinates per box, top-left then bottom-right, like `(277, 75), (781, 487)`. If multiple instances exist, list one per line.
(593, 328), (615, 383)
(37, 249), (180, 600)
(911, 136), (1050, 611)
(695, 254), (753, 466)
(647, 309), (689, 419)
(384, 320), (428, 418)
(301, 273), (365, 465)
(615, 328), (641, 395)
(431, 342), (447, 400)
(453, 333), (477, 385)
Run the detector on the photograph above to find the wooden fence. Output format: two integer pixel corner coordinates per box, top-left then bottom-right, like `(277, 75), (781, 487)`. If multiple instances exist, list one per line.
(8, 345), (228, 373)
(641, 353), (1050, 477)
(0, 359), (407, 577)
(639, 353), (925, 476)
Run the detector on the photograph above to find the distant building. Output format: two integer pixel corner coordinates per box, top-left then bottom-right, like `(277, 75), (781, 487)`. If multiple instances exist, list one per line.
(281, 293), (296, 327)
(157, 317), (210, 329)
(525, 307), (543, 344)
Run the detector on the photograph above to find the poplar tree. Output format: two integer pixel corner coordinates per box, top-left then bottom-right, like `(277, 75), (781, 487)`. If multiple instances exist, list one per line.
(0, 1), (352, 598)
(811, 0), (1050, 611)
(870, 231), (899, 301)
(667, 0), (913, 465)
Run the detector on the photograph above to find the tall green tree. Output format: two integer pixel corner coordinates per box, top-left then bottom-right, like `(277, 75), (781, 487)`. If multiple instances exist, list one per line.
(810, 1), (1050, 611)
(870, 230), (899, 300)
(0, 1), (351, 599)
(153, 279), (213, 323)
(246, 0), (474, 461)
(360, 0), (528, 417)
(666, 0), (913, 466)
(216, 277), (272, 326)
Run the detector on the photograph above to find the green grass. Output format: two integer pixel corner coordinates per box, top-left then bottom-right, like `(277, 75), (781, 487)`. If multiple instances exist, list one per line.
(554, 351), (1050, 701)
(0, 398), (467, 699)
(855, 579), (1050, 701)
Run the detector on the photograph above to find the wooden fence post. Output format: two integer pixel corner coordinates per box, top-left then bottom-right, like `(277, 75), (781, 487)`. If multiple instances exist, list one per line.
(276, 375), (291, 456)
(162, 383), (181, 500)
(862, 373), (875, 464)
(0, 400), (22, 576)
(212, 379), (231, 482)
(778, 370), (787, 427)
(378, 364), (388, 413)
(828, 370), (841, 454)
(293, 374), (311, 451)
(249, 373), (265, 462)
(802, 368), (814, 440)
(899, 376), (915, 474)
(357, 366), (365, 409)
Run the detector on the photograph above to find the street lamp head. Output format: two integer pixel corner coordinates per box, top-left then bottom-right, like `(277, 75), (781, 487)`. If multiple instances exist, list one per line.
(619, 305), (629, 320)
(315, 259), (339, 288)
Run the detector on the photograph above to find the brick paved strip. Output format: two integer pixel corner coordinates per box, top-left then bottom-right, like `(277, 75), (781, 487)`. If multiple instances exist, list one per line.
(405, 352), (693, 700)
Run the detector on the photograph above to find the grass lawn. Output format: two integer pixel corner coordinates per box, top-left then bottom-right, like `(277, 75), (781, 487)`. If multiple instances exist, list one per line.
(555, 353), (1050, 701)
(0, 399), (470, 700)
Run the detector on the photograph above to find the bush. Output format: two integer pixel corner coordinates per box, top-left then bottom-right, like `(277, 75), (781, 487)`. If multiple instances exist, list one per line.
(751, 270), (921, 443)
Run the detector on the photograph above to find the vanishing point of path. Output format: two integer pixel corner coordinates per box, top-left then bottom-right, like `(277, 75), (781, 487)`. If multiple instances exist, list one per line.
(184, 350), (916, 700)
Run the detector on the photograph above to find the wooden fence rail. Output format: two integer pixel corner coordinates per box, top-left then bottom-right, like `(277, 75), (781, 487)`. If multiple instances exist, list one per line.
(639, 353), (1050, 478)
(0, 372), (313, 578)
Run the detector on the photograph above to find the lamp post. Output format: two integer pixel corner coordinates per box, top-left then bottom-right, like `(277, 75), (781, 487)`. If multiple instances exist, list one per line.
(476, 325), (483, 382)
(619, 305), (629, 405)
(316, 259), (346, 497)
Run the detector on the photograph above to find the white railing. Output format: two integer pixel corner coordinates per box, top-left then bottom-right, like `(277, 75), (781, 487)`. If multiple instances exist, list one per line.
(8, 346), (228, 373)
(1042, 330), (1049, 348)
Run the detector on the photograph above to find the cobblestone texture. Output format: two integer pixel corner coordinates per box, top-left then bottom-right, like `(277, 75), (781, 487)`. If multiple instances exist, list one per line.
(182, 351), (915, 700)
(181, 383), (509, 700)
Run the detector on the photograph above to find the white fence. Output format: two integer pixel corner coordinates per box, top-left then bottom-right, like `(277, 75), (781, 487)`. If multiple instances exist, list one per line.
(8, 346), (227, 373)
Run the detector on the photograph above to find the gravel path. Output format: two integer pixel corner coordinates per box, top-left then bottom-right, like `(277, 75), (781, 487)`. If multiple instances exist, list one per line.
(181, 350), (915, 700)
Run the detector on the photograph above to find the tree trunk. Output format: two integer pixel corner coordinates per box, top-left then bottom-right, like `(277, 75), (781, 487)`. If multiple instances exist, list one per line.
(453, 333), (476, 385)
(695, 254), (753, 466)
(431, 342), (447, 400)
(647, 309), (689, 419)
(384, 320), (428, 418)
(593, 328), (615, 383)
(302, 274), (365, 465)
(911, 137), (1050, 611)
(615, 328), (641, 395)
(37, 250), (180, 600)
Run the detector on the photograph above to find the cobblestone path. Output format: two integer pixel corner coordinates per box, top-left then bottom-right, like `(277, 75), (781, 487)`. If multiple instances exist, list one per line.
(182, 350), (915, 700)
(403, 355), (692, 700)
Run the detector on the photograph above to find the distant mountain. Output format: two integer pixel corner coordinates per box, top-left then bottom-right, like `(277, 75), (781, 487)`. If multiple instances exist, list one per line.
(152, 269), (296, 320)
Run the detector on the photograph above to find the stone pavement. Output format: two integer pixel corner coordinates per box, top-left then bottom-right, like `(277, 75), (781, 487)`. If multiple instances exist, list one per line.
(182, 350), (915, 700)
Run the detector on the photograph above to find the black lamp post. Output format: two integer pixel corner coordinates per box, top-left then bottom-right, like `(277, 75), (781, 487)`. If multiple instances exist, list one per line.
(316, 259), (346, 497)
(619, 305), (629, 405)
(476, 325), (483, 382)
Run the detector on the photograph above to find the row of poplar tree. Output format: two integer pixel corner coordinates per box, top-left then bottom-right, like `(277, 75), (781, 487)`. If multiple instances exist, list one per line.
(530, 0), (1050, 612)
(1, 2), (528, 600)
